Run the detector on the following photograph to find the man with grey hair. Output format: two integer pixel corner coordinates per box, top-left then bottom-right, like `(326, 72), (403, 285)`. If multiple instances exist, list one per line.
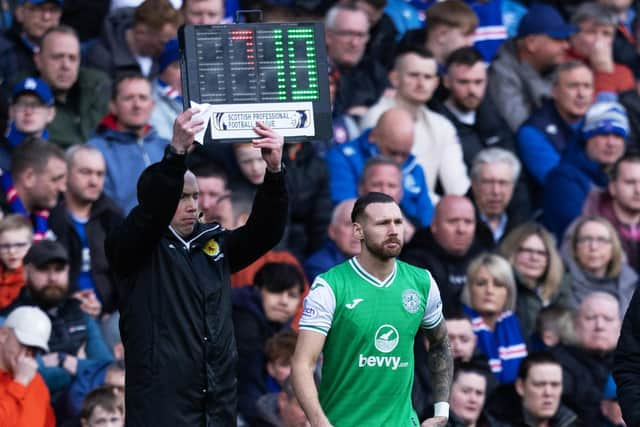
(551, 292), (622, 426)
(325, 3), (388, 117)
(517, 61), (594, 190)
(568, 1), (635, 96)
(470, 147), (525, 246)
(49, 145), (123, 315)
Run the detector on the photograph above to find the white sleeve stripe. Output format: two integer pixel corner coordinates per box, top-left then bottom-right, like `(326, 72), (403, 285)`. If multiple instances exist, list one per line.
(300, 276), (336, 332)
(422, 270), (444, 329)
(299, 325), (329, 336)
(422, 313), (444, 329)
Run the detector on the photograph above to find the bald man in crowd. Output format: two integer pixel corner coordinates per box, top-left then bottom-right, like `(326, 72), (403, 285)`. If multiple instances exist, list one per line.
(401, 195), (489, 316)
(327, 108), (434, 227)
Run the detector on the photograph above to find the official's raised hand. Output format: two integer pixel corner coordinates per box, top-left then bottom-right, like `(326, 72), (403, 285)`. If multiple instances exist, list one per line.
(172, 108), (205, 154)
(252, 121), (284, 173)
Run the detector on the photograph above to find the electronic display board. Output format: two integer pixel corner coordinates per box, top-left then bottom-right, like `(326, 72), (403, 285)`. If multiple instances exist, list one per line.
(179, 22), (331, 142)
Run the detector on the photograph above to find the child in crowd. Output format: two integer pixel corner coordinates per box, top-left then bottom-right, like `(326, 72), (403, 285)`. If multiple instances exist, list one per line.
(264, 330), (298, 393)
(531, 304), (577, 351)
(0, 214), (33, 309)
(80, 385), (124, 427)
(233, 263), (305, 424)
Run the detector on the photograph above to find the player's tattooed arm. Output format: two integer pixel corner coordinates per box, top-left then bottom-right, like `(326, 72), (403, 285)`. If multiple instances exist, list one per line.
(423, 320), (453, 404)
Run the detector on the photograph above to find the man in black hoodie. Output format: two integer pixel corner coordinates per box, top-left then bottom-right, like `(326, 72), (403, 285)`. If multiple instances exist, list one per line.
(401, 195), (487, 317)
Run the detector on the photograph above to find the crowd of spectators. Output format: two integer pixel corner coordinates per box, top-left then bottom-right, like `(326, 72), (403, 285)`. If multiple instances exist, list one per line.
(1, 0), (640, 426)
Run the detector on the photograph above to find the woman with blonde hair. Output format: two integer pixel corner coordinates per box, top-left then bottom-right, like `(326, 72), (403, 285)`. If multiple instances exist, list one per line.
(565, 215), (638, 316)
(499, 222), (572, 339)
(461, 253), (527, 384)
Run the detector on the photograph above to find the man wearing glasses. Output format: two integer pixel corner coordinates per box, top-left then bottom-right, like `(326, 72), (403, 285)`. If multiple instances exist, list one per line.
(470, 147), (524, 246)
(0, 77), (56, 171)
(325, 3), (387, 117)
(0, 0), (63, 86)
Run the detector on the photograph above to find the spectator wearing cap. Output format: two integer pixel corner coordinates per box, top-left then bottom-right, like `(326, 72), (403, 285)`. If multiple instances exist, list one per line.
(0, 77), (55, 171)
(0, 240), (112, 409)
(149, 38), (182, 140)
(0, 306), (55, 427)
(85, 0), (182, 80)
(567, 2), (635, 97)
(489, 4), (575, 132)
(543, 101), (629, 240)
(0, 0), (63, 88)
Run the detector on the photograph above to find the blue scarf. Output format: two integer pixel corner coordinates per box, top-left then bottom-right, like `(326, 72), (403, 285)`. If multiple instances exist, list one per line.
(0, 170), (49, 240)
(6, 122), (49, 148)
(157, 79), (182, 105)
(463, 305), (527, 384)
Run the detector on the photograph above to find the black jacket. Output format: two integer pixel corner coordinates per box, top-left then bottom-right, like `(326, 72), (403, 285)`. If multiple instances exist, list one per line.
(550, 344), (614, 427)
(447, 410), (510, 427)
(49, 194), (124, 314)
(400, 227), (487, 317)
(488, 383), (581, 427)
(614, 288), (640, 427)
(432, 96), (517, 171)
(105, 147), (288, 426)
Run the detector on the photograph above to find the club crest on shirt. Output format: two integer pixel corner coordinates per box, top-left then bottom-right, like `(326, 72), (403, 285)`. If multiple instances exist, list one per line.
(203, 239), (220, 257)
(402, 290), (421, 314)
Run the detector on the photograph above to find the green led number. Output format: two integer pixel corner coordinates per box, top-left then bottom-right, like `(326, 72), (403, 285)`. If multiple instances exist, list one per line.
(287, 27), (319, 101)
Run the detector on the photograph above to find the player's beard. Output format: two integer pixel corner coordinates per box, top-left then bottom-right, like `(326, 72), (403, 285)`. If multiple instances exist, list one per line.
(364, 237), (402, 260)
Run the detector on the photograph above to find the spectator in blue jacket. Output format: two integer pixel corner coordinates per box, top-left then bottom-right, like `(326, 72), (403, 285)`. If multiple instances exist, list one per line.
(517, 60), (594, 188)
(326, 107), (434, 227)
(543, 101), (629, 240)
(304, 198), (360, 282)
(88, 72), (168, 214)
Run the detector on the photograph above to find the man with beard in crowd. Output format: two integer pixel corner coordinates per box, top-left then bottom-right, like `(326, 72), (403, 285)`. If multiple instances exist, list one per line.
(401, 195), (487, 317)
(0, 240), (113, 409)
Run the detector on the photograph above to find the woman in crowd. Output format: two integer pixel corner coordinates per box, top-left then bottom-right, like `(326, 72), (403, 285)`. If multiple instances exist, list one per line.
(462, 253), (527, 384)
(499, 222), (571, 340)
(564, 215), (638, 316)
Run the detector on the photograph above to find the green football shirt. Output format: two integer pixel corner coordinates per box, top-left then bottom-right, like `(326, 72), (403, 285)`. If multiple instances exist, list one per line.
(299, 257), (443, 426)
